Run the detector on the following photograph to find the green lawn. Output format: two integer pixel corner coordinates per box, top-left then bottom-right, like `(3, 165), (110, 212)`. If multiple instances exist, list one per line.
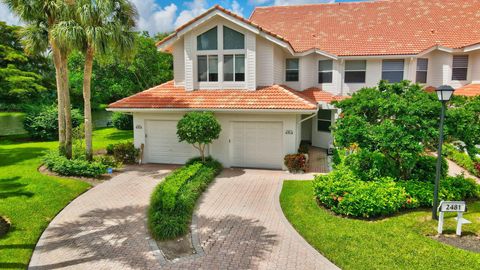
(280, 181), (480, 270)
(0, 128), (132, 269)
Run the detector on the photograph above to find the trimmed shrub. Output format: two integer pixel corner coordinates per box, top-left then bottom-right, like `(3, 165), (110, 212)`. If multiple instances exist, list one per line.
(410, 155), (448, 182)
(314, 172), (408, 218)
(43, 151), (106, 177)
(441, 175), (479, 201)
(106, 141), (139, 164)
(284, 154), (307, 172)
(148, 159), (223, 240)
(397, 180), (434, 207)
(94, 155), (121, 169)
(398, 176), (479, 207)
(23, 105), (83, 140)
(111, 112), (133, 130)
(343, 150), (398, 181)
(443, 144), (478, 176)
(186, 156), (223, 172)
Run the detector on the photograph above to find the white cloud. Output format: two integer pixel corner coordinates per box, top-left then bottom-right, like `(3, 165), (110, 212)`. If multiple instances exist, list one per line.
(274, 0), (334, 6)
(174, 0), (208, 28)
(131, 0), (178, 34)
(231, 0), (244, 17)
(249, 0), (271, 5)
(0, 3), (22, 25)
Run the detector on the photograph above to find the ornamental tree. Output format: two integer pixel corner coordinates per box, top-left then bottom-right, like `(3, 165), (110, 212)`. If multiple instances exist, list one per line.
(177, 112), (222, 162)
(332, 81), (442, 180)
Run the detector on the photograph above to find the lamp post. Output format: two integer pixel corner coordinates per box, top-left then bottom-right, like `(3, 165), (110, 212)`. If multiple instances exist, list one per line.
(432, 85), (455, 220)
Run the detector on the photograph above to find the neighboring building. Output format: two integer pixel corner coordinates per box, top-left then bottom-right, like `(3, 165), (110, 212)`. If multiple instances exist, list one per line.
(109, 0), (480, 169)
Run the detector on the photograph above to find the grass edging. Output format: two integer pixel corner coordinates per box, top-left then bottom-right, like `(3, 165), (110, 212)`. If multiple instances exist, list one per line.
(280, 180), (480, 270)
(148, 157), (222, 240)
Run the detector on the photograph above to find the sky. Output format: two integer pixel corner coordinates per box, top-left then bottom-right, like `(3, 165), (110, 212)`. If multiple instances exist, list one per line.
(0, 0), (365, 35)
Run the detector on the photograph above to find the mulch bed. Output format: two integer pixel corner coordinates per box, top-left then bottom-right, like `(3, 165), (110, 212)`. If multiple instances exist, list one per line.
(0, 216), (11, 237)
(431, 234), (480, 253)
(38, 165), (122, 186)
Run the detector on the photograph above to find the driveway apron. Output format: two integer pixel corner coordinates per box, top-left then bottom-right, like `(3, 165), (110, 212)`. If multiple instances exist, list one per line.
(29, 167), (338, 270)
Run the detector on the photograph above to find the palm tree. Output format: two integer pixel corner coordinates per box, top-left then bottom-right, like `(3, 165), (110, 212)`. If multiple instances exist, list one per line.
(3, 0), (74, 158)
(53, 0), (137, 160)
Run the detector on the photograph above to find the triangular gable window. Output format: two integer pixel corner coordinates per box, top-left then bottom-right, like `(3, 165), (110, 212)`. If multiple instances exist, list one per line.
(197, 27), (218, 50)
(223, 26), (244, 50)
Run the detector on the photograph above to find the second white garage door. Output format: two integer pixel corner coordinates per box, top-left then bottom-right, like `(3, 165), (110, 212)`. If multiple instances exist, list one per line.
(231, 121), (283, 169)
(145, 120), (197, 164)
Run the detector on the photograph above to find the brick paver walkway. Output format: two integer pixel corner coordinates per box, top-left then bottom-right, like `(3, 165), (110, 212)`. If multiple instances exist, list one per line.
(164, 169), (338, 270)
(29, 166), (338, 270)
(29, 165), (175, 270)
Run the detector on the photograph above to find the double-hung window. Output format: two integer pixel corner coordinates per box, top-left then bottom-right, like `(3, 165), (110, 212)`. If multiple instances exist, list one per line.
(286, 59), (299, 82)
(317, 109), (332, 132)
(416, 58), (428, 84)
(318, 60), (333, 83)
(224, 54), (245, 81)
(344, 60), (366, 83)
(452, 55), (469, 81)
(382, 59), (404, 83)
(198, 55), (218, 82)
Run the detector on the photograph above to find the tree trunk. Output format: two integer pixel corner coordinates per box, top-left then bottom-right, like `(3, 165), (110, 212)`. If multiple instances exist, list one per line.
(83, 46), (95, 161)
(51, 42), (66, 155)
(60, 50), (73, 159)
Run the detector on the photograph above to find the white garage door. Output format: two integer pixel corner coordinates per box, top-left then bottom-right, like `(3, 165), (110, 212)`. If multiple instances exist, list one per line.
(145, 120), (197, 164)
(231, 121), (283, 169)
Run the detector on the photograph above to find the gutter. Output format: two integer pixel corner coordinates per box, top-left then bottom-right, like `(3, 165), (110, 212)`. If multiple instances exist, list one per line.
(106, 107), (317, 114)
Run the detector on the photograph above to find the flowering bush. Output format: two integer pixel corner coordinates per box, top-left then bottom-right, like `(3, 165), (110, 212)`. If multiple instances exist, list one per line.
(284, 154), (307, 172)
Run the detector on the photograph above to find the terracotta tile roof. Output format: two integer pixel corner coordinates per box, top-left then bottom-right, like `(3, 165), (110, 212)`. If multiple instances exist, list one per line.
(156, 5), (291, 50)
(454, 84), (480, 97)
(249, 0), (480, 56)
(301, 87), (350, 103)
(108, 81), (318, 111)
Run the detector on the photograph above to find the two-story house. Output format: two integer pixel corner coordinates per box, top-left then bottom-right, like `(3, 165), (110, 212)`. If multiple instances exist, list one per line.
(108, 0), (480, 170)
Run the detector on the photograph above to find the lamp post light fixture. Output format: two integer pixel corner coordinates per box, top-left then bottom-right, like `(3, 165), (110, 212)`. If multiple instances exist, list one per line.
(432, 85), (455, 220)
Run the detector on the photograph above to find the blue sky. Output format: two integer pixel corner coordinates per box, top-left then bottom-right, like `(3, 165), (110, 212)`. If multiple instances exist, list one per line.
(0, 0), (366, 35)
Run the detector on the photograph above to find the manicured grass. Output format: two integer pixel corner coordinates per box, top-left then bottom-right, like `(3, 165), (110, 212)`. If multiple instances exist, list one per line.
(280, 180), (480, 270)
(0, 128), (132, 269)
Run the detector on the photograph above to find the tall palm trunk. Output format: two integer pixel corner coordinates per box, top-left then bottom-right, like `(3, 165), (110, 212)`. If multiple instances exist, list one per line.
(51, 41), (66, 154)
(60, 50), (73, 159)
(83, 46), (94, 161)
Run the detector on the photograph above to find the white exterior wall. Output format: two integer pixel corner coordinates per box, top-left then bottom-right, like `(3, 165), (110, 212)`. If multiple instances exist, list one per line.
(273, 46), (284, 84)
(173, 39), (185, 87)
(133, 112), (300, 169)
(311, 109), (337, 149)
(182, 17), (256, 91)
(471, 51), (480, 83)
(256, 37), (274, 86)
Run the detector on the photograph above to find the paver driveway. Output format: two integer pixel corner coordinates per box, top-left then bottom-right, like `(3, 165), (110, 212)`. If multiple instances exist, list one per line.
(29, 166), (338, 270)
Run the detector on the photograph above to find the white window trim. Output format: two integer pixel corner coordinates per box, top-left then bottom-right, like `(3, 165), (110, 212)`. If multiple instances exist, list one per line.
(382, 60), (405, 82)
(451, 55), (469, 81)
(224, 54), (245, 82)
(318, 60), (333, 84)
(317, 109), (332, 132)
(344, 60), (367, 84)
(194, 23), (247, 85)
(285, 58), (300, 82)
(416, 58), (428, 84)
(197, 55), (219, 82)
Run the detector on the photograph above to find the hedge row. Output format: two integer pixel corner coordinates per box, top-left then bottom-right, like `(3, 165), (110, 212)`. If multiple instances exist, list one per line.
(148, 157), (222, 240)
(314, 167), (480, 218)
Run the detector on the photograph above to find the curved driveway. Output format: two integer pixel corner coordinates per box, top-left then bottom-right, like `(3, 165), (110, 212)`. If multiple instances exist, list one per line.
(29, 166), (338, 270)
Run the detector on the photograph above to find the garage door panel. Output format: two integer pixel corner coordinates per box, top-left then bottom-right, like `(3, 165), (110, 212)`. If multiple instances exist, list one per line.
(146, 120), (196, 164)
(231, 121), (283, 169)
